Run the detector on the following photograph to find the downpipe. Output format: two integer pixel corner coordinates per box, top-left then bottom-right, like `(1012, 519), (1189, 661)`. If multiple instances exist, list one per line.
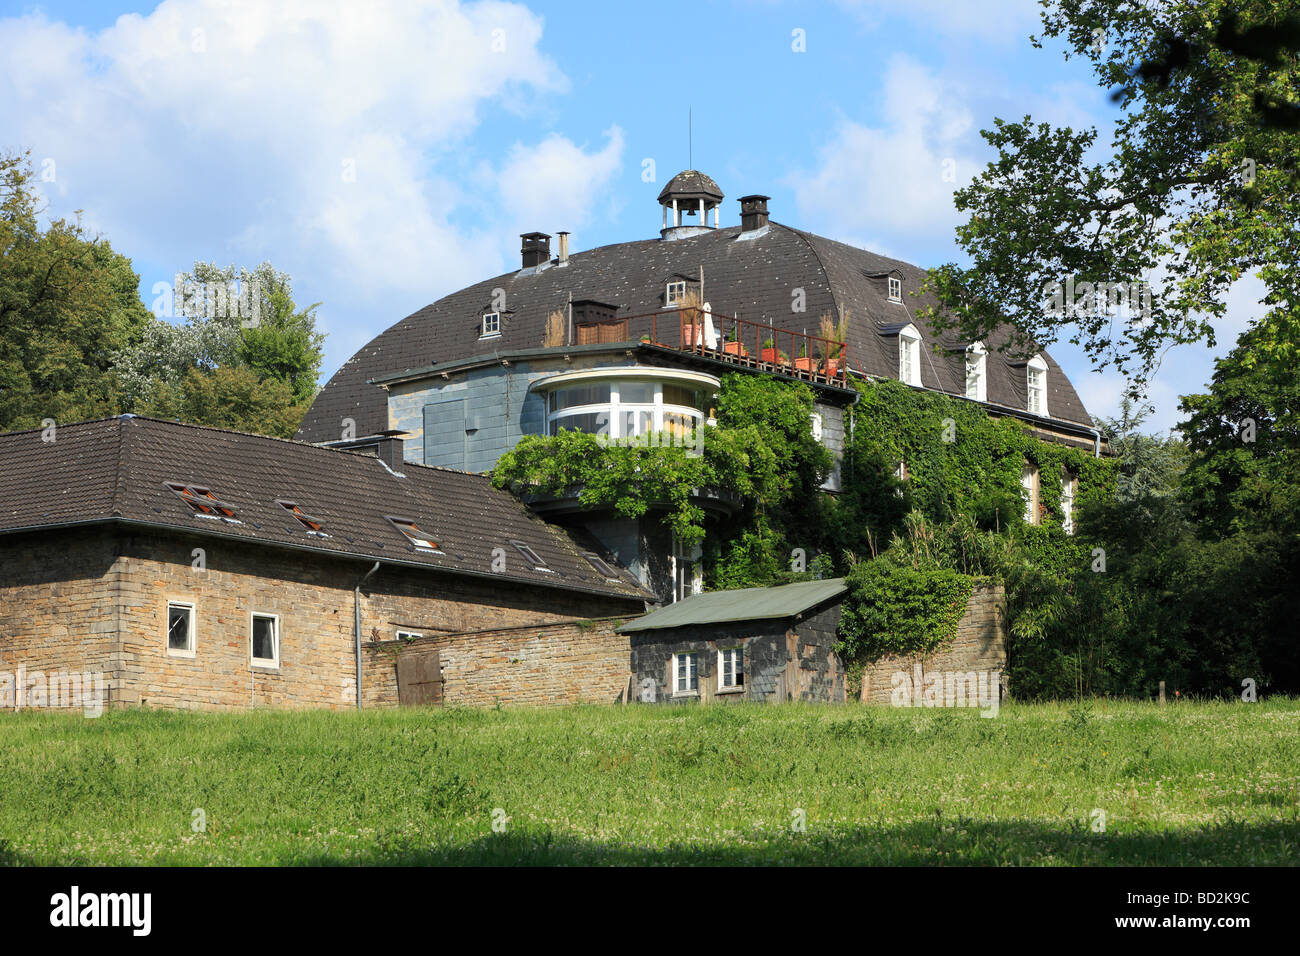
(354, 561), (381, 709)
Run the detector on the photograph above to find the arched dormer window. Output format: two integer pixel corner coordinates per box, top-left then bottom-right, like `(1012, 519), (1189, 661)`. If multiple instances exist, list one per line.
(1026, 354), (1049, 417)
(965, 341), (987, 402)
(898, 324), (921, 386)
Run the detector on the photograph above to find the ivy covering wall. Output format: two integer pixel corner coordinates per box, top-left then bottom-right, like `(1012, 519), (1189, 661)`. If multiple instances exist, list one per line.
(493, 371), (1120, 697)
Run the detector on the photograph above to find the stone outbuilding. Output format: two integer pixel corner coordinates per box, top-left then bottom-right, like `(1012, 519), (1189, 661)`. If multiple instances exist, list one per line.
(620, 578), (848, 704)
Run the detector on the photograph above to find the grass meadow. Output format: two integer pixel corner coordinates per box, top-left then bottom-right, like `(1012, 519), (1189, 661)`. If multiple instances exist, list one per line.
(0, 699), (1297, 865)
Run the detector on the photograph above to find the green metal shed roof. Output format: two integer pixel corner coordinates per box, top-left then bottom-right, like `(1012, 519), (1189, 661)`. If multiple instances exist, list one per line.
(617, 578), (847, 633)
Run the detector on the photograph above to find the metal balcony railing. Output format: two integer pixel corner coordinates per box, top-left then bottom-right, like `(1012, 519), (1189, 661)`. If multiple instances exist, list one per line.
(573, 308), (850, 386)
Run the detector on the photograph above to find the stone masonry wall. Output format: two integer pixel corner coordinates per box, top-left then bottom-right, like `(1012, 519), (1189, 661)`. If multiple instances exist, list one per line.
(362, 617), (634, 709)
(0, 528), (119, 711)
(856, 584), (1007, 705)
(1, 526), (644, 712)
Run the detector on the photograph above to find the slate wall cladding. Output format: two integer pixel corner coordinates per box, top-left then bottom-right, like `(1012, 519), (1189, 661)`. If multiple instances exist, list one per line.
(0, 526), (642, 711)
(628, 603), (845, 704)
(856, 584), (1007, 705)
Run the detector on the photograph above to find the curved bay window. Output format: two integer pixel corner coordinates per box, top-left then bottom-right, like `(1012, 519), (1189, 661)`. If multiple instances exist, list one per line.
(540, 371), (717, 441)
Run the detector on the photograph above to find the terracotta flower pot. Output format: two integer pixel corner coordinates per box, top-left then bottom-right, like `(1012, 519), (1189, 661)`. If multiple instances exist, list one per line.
(681, 324), (698, 347)
(823, 358), (841, 378)
(760, 347), (779, 363)
(722, 341), (748, 357)
(794, 356), (814, 371)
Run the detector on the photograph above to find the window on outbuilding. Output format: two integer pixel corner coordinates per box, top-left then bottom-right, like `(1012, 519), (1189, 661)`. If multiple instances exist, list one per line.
(672, 652), (699, 695)
(665, 280), (687, 306)
(481, 312), (501, 337)
(251, 613), (279, 667)
(167, 602), (195, 656)
(718, 647), (744, 691)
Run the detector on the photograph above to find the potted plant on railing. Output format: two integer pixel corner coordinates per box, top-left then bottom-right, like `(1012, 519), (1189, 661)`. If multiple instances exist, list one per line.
(722, 325), (747, 357)
(794, 342), (814, 372)
(760, 336), (780, 363)
(818, 313), (847, 379)
(677, 289), (703, 348)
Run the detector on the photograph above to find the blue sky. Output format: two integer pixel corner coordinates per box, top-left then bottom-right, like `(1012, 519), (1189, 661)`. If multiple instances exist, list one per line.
(0, 0), (1263, 431)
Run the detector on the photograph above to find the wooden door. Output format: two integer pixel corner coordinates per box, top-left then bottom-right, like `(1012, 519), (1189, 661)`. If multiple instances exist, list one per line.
(396, 650), (444, 706)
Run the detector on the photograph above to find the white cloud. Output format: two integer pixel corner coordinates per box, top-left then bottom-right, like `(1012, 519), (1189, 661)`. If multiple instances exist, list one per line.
(786, 54), (977, 241)
(0, 1), (625, 373)
(495, 125), (626, 247)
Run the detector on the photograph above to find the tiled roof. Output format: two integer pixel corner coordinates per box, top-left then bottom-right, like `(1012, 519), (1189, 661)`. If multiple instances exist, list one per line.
(0, 417), (650, 602)
(295, 221), (1095, 444)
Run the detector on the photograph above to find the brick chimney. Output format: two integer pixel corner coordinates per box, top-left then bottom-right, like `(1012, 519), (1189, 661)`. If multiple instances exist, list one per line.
(520, 232), (551, 269)
(739, 195), (770, 232)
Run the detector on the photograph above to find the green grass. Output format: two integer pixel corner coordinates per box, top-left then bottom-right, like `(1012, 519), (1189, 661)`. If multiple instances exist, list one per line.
(1, 700), (1297, 865)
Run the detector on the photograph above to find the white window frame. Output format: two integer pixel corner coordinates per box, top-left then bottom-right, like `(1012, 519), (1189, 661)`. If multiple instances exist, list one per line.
(250, 611), (280, 669)
(395, 630), (422, 641)
(671, 534), (703, 603)
(717, 646), (744, 692)
(672, 651), (699, 696)
(888, 276), (902, 302)
(1022, 464), (1039, 525)
(546, 379), (706, 440)
(810, 411), (823, 443)
(1061, 473), (1077, 535)
(1027, 354), (1049, 417)
(665, 280), (687, 306)
(965, 341), (987, 402)
(898, 325), (921, 386)
(165, 600), (196, 658)
(480, 312), (501, 338)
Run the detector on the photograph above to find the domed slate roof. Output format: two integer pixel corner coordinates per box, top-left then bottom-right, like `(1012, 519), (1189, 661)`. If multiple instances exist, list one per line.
(657, 169), (724, 204)
(295, 220), (1097, 446)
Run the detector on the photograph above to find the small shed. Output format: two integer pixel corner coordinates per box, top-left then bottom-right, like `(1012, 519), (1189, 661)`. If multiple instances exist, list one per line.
(618, 579), (847, 704)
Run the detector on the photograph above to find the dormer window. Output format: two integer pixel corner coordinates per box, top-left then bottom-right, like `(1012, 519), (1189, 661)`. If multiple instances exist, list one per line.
(965, 342), (987, 402)
(898, 325), (921, 386)
(481, 312), (501, 338)
(1026, 354), (1049, 417)
(888, 276), (902, 302)
(387, 517), (441, 552)
(665, 280), (687, 306)
(165, 482), (237, 519)
(584, 552), (619, 580)
(510, 540), (551, 572)
(277, 499), (326, 535)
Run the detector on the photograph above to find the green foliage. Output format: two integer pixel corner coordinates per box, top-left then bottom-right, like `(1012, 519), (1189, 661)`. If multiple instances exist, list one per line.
(139, 365), (307, 439)
(117, 260), (325, 433)
(1178, 311), (1300, 536)
(837, 558), (975, 661)
(922, 0), (1300, 391)
(0, 151), (153, 431)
